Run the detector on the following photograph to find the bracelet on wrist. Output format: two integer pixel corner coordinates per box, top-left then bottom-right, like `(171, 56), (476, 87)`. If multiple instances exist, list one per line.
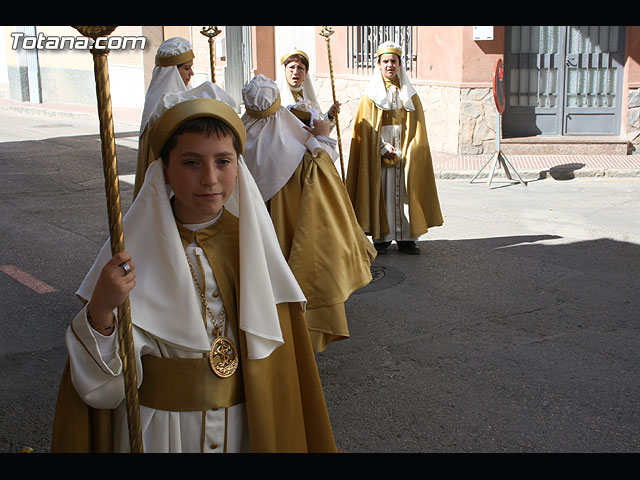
(87, 309), (116, 334)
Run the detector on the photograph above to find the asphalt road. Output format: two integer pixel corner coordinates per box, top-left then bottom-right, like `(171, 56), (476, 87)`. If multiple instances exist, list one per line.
(1, 110), (639, 453)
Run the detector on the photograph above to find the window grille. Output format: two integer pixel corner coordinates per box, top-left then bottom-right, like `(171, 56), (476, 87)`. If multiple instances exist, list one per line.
(346, 26), (416, 72)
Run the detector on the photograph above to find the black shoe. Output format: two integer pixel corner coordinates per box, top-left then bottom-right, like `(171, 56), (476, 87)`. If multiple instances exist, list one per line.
(398, 241), (420, 255)
(374, 241), (391, 254)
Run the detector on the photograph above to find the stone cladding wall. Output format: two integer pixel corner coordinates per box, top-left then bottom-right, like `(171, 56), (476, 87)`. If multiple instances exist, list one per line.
(313, 74), (498, 156)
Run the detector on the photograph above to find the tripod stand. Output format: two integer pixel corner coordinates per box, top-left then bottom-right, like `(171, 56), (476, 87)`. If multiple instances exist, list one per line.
(470, 108), (527, 187)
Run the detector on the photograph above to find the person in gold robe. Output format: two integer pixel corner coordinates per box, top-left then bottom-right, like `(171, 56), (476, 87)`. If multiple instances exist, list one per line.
(278, 49), (340, 128)
(133, 37), (193, 199)
(51, 82), (336, 453)
(346, 41), (443, 255)
(133, 37), (237, 199)
(241, 74), (375, 354)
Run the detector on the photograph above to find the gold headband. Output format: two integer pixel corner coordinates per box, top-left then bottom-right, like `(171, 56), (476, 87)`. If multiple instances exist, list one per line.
(155, 49), (195, 67)
(149, 98), (246, 156)
(377, 45), (402, 58)
(244, 95), (281, 119)
(280, 49), (309, 66)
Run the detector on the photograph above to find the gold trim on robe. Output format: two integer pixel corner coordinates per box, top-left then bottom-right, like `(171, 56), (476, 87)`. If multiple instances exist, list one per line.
(133, 126), (155, 199)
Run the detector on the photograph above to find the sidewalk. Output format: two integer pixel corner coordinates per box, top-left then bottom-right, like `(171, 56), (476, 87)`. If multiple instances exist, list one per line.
(3, 98), (640, 179)
(430, 150), (640, 180)
(0, 98), (141, 128)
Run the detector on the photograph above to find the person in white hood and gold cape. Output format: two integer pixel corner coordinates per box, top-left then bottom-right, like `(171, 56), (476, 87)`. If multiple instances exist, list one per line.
(346, 41), (443, 255)
(241, 74), (375, 354)
(51, 82), (336, 453)
(133, 36), (194, 198)
(278, 49), (340, 129)
(133, 37), (235, 199)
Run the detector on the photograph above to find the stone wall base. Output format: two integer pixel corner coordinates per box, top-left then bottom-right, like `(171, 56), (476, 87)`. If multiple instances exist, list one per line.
(315, 75), (497, 156)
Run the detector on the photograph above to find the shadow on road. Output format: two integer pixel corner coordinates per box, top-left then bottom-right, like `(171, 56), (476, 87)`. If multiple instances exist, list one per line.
(539, 163), (587, 181)
(318, 234), (640, 453)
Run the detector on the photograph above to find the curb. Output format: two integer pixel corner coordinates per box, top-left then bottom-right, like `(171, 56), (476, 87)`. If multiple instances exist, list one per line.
(0, 99), (141, 128)
(435, 168), (640, 180)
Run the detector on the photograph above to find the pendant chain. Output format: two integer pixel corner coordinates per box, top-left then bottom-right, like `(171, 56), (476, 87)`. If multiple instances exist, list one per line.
(184, 250), (239, 378)
(185, 252), (225, 337)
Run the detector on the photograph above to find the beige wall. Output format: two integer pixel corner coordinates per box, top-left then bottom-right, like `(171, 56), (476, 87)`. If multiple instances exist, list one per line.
(626, 27), (640, 87)
(311, 26), (504, 87)
(414, 26), (465, 85)
(252, 26), (275, 80)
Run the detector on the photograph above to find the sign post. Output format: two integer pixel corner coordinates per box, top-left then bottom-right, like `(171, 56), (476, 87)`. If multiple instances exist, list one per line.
(471, 59), (526, 187)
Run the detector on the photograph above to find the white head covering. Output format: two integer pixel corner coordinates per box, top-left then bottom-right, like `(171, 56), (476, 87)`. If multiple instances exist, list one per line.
(277, 49), (323, 122)
(365, 41), (417, 112)
(147, 81), (237, 137)
(138, 37), (194, 137)
(77, 82), (306, 359)
(241, 74), (326, 202)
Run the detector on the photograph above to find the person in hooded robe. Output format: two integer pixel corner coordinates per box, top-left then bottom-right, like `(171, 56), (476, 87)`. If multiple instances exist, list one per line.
(50, 82), (336, 453)
(241, 74), (375, 354)
(133, 37), (194, 199)
(133, 37), (233, 199)
(278, 49), (340, 130)
(346, 41), (443, 255)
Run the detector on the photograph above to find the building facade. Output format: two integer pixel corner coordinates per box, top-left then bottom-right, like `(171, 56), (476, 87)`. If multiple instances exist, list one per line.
(2, 25), (639, 156)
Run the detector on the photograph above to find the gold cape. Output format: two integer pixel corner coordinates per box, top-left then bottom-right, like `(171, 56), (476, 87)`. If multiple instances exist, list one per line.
(51, 210), (336, 453)
(268, 149), (375, 353)
(346, 93), (443, 240)
(132, 127), (154, 200)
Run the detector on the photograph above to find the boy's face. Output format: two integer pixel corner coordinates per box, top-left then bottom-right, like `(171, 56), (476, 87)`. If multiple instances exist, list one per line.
(285, 59), (307, 88)
(163, 131), (238, 224)
(378, 54), (400, 80)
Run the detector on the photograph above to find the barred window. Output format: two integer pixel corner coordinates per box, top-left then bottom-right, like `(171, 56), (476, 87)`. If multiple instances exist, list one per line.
(346, 26), (416, 72)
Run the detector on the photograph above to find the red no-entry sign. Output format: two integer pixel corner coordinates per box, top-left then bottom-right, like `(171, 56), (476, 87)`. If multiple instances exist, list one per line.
(493, 58), (505, 114)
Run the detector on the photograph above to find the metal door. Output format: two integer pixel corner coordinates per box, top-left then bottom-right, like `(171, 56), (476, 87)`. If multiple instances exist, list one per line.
(503, 26), (625, 137)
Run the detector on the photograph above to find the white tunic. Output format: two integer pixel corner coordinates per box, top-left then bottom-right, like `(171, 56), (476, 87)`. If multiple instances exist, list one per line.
(377, 82), (415, 243)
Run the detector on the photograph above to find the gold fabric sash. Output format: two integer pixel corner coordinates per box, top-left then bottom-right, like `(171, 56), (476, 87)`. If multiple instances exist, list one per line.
(245, 95), (281, 119)
(138, 355), (244, 411)
(289, 108), (312, 126)
(155, 49), (195, 67)
(380, 108), (405, 126)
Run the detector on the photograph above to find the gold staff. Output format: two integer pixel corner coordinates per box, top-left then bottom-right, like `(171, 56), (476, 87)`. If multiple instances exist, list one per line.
(72, 26), (143, 453)
(200, 26), (222, 83)
(319, 26), (345, 183)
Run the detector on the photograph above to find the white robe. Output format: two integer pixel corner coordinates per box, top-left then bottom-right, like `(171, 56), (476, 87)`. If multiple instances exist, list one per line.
(377, 82), (415, 243)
